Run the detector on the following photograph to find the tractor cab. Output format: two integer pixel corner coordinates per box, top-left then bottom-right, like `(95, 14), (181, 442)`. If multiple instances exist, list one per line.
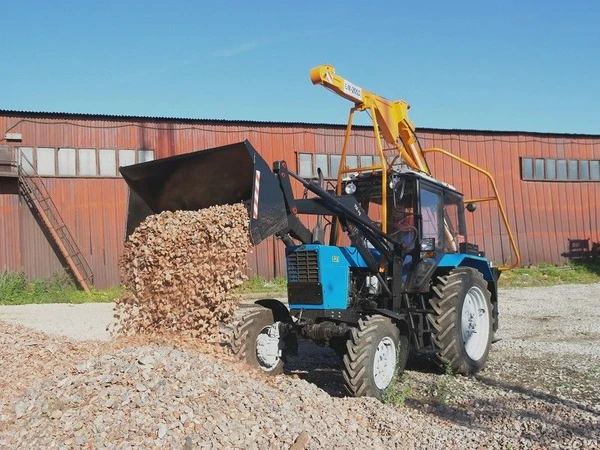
(344, 169), (477, 293)
(346, 169), (467, 255)
(389, 170), (467, 255)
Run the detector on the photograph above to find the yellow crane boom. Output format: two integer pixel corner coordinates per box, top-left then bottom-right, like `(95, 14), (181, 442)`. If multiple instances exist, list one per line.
(310, 64), (429, 173)
(309, 64), (520, 269)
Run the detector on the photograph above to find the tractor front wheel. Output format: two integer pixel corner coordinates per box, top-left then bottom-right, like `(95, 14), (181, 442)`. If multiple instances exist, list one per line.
(342, 315), (408, 400)
(231, 308), (285, 375)
(428, 267), (493, 374)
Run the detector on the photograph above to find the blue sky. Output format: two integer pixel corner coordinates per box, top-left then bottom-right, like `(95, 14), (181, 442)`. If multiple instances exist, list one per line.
(1, 0), (599, 133)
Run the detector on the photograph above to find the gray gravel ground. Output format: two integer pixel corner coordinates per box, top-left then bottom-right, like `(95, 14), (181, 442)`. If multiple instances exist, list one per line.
(0, 284), (598, 449)
(0, 303), (113, 341)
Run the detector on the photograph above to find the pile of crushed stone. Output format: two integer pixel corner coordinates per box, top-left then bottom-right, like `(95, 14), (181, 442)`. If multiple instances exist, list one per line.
(115, 203), (252, 338)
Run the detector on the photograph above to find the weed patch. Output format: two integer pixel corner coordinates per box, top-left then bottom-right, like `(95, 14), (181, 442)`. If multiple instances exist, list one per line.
(499, 263), (600, 288)
(0, 270), (122, 305)
(235, 276), (287, 294)
(383, 373), (411, 406)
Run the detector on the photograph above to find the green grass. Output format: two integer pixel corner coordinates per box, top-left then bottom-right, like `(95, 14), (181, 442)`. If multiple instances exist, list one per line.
(498, 262), (600, 288)
(383, 373), (411, 406)
(237, 263), (600, 292)
(235, 276), (287, 294)
(0, 270), (123, 305)
(3, 261), (599, 305)
(431, 363), (461, 405)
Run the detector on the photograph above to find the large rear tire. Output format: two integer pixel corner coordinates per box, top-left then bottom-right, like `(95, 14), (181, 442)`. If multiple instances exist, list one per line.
(427, 267), (493, 375)
(231, 308), (285, 375)
(342, 315), (409, 400)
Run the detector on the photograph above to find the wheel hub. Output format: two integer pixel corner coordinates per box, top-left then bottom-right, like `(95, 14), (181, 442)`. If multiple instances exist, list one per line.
(373, 336), (397, 390)
(255, 323), (282, 372)
(461, 286), (490, 361)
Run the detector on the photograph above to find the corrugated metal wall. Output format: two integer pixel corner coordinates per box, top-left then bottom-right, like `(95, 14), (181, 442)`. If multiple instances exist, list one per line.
(0, 178), (21, 271)
(1, 112), (599, 287)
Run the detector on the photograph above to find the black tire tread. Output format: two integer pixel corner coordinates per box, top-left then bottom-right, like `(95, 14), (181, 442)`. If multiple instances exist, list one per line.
(342, 315), (405, 399)
(427, 267), (493, 375)
(231, 308), (284, 375)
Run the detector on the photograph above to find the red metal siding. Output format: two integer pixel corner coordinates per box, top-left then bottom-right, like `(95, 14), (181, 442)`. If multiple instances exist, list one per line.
(1, 112), (600, 287)
(0, 178), (21, 271)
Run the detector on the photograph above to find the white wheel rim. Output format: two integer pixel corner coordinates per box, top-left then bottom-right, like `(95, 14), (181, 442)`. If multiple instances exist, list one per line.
(373, 336), (397, 390)
(461, 286), (490, 361)
(255, 322), (282, 372)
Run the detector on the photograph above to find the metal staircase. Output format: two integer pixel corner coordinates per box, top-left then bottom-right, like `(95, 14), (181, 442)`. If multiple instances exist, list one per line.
(4, 151), (93, 293)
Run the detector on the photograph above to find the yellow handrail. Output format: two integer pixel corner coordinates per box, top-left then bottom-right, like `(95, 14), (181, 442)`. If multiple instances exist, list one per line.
(422, 147), (521, 270)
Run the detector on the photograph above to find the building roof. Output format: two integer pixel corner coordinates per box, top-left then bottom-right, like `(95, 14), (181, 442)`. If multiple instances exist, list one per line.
(1, 109), (599, 139)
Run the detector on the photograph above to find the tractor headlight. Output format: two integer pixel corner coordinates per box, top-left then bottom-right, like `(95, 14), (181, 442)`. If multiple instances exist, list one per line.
(420, 238), (435, 252)
(344, 182), (357, 195)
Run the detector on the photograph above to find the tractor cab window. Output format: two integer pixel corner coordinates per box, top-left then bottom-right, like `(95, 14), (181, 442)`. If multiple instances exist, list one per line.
(443, 192), (465, 253)
(420, 187), (443, 252)
(388, 179), (417, 249)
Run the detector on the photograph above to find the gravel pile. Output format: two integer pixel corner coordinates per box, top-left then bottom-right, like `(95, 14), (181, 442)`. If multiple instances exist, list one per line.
(115, 203), (252, 338)
(0, 325), (515, 450)
(1, 301), (598, 449)
(1, 282), (599, 448)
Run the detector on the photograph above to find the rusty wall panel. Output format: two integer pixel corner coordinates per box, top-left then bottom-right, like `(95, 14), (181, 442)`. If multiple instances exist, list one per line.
(2, 112), (600, 284)
(0, 178), (21, 271)
(15, 178), (127, 288)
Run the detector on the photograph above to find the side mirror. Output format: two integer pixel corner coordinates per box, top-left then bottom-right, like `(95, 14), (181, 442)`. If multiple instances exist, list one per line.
(466, 202), (477, 212)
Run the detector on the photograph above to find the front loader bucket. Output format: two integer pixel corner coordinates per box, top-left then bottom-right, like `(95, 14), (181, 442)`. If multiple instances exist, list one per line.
(119, 140), (288, 245)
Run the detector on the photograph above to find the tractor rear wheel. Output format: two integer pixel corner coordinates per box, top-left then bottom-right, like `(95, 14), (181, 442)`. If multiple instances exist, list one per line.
(342, 315), (408, 400)
(428, 267), (493, 375)
(231, 308), (285, 375)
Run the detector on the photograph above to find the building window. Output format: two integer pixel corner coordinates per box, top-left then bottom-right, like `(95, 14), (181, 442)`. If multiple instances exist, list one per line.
(346, 155), (358, 170)
(360, 155), (373, 169)
(315, 154), (329, 178)
(78, 149), (97, 176)
(298, 153), (313, 177)
(298, 152), (386, 180)
(99, 149), (117, 176)
(580, 160), (590, 181)
(330, 155), (341, 178)
(138, 150), (155, 163)
(557, 160), (568, 180)
(19, 147), (35, 175)
(521, 157), (533, 180)
(521, 156), (600, 182)
(37, 148), (56, 176)
(58, 148), (76, 176)
(546, 159), (556, 180)
(534, 158), (545, 180)
(16, 147), (155, 177)
(591, 161), (600, 181)
(119, 149), (136, 167)
(568, 160), (578, 180)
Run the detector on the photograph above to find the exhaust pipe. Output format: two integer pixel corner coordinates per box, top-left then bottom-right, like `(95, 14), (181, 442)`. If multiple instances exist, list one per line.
(119, 140), (288, 245)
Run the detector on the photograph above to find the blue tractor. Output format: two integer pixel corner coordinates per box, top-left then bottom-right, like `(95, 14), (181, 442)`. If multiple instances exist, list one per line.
(120, 65), (519, 399)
